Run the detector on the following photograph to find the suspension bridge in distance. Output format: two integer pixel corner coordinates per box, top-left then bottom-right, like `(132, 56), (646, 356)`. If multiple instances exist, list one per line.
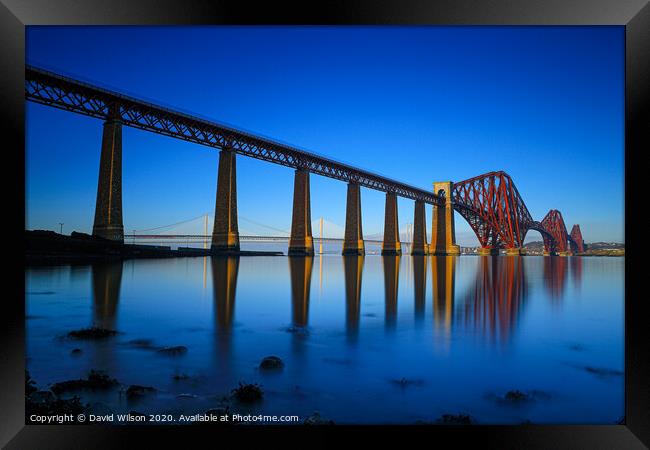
(124, 215), (480, 254)
(130, 235), (387, 244)
(26, 65), (585, 257)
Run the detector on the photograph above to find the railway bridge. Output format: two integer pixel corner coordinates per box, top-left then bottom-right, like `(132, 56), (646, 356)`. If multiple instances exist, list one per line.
(26, 65), (584, 256)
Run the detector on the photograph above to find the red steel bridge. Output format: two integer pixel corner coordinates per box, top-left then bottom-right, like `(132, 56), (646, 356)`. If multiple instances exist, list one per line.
(25, 65), (584, 256)
(452, 172), (584, 255)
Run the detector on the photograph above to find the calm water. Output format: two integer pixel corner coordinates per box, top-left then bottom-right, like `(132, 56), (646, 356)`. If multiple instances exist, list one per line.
(26, 254), (624, 424)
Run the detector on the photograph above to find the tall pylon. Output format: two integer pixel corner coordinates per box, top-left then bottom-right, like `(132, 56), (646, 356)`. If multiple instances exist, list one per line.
(203, 213), (208, 249)
(319, 217), (324, 255)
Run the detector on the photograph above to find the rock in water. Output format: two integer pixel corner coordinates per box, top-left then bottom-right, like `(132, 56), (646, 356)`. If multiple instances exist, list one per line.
(50, 370), (118, 394)
(126, 385), (157, 399)
(67, 327), (117, 339)
(231, 383), (263, 403)
(156, 346), (188, 356)
(504, 390), (529, 403)
(259, 356), (284, 370)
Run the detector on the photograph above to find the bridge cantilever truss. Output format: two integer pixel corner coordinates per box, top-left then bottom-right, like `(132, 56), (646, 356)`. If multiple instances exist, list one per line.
(25, 65), (444, 206)
(541, 209), (584, 254)
(451, 171), (580, 254)
(451, 171), (540, 249)
(569, 224), (585, 253)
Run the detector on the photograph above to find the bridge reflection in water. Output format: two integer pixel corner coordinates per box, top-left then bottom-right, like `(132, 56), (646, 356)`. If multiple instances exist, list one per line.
(212, 256), (240, 332)
(570, 256), (583, 288)
(543, 255), (568, 302)
(88, 254), (581, 354)
(89, 261), (123, 369)
(343, 256), (364, 338)
(91, 262), (123, 330)
(383, 256), (401, 331)
(211, 256), (239, 368)
(432, 256), (456, 343)
(289, 256), (314, 330)
(28, 249), (618, 425)
(460, 256), (527, 346)
(412, 255), (427, 322)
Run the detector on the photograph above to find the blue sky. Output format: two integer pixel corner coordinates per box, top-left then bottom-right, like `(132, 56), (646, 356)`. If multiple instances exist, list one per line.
(25, 26), (624, 245)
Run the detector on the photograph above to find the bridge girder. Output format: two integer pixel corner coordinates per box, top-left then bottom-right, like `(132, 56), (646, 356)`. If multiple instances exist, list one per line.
(25, 65), (444, 206)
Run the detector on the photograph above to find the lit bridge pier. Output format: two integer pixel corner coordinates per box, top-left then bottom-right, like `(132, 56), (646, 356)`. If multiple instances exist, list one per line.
(411, 200), (429, 255)
(92, 105), (124, 242)
(430, 181), (461, 256)
(288, 169), (314, 256)
(381, 192), (401, 255)
(342, 183), (365, 255)
(211, 148), (240, 253)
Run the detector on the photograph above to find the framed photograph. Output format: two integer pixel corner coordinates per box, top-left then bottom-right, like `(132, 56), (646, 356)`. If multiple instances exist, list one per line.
(2, 0), (647, 447)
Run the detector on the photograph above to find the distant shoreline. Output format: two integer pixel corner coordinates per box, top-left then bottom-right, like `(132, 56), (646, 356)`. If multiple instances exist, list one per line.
(25, 230), (283, 266)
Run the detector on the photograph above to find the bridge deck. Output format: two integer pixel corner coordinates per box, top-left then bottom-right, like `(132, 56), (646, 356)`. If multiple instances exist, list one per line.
(25, 65), (444, 206)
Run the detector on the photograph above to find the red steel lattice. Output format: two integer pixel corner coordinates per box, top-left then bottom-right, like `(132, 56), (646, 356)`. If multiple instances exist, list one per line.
(452, 171), (535, 249)
(540, 209), (569, 253)
(569, 224), (585, 253)
(452, 172), (580, 254)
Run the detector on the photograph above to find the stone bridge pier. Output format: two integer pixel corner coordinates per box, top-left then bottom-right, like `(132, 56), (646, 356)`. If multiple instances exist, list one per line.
(411, 200), (429, 255)
(381, 192), (401, 255)
(211, 148), (240, 253)
(92, 109), (124, 242)
(429, 181), (460, 256)
(342, 182), (365, 255)
(288, 169), (314, 255)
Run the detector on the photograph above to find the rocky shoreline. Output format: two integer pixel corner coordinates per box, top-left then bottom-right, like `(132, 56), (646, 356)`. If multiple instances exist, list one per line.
(25, 230), (283, 265)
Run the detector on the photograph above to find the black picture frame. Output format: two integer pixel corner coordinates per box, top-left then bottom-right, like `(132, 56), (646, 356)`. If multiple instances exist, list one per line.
(2, 1), (647, 448)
